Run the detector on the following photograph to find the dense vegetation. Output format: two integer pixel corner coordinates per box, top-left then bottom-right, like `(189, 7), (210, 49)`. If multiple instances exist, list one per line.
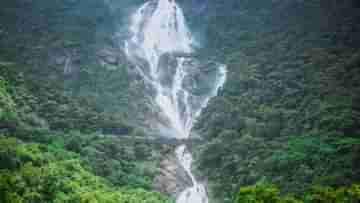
(234, 183), (360, 203)
(0, 62), (174, 201)
(1, 0), (360, 203)
(185, 0), (360, 202)
(0, 136), (171, 203)
(0, 62), (173, 202)
(0, 0), (173, 202)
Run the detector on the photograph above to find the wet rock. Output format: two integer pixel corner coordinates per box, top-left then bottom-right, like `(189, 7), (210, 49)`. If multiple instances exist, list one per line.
(98, 48), (119, 65)
(104, 55), (118, 65)
(158, 53), (178, 88)
(55, 56), (66, 65)
(153, 154), (192, 198)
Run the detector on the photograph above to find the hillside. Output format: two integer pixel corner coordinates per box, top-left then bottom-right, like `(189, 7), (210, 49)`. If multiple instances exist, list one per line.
(185, 0), (360, 202)
(1, 0), (360, 203)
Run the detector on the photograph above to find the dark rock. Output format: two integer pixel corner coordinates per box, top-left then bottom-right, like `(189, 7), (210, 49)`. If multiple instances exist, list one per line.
(98, 48), (119, 65)
(55, 56), (66, 65)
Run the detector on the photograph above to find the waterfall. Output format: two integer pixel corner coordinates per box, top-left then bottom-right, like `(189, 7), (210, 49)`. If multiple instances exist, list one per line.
(124, 0), (226, 202)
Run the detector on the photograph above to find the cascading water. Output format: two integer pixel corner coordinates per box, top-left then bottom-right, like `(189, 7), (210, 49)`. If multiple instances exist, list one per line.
(124, 0), (226, 202)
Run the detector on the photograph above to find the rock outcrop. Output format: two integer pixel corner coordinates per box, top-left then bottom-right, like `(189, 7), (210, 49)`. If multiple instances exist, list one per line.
(153, 154), (192, 198)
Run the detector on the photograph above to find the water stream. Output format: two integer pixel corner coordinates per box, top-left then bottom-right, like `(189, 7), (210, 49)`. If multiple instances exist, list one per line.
(124, 0), (226, 202)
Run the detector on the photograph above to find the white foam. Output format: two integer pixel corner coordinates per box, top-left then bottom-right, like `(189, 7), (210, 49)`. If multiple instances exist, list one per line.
(124, 1), (227, 202)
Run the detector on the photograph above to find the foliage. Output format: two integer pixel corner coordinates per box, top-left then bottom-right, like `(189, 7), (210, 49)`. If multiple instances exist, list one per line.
(187, 0), (360, 202)
(0, 136), (172, 203)
(234, 183), (360, 203)
(1, 0), (360, 203)
(0, 0), (145, 135)
(235, 183), (283, 203)
(0, 75), (18, 127)
(0, 1), (175, 201)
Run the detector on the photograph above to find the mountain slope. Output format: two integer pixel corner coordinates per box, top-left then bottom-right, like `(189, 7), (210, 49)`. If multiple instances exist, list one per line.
(181, 0), (360, 202)
(1, 0), (360, 203)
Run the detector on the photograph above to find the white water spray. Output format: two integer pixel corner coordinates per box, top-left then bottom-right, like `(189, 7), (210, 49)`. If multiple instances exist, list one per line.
(125, 0), (226, 202)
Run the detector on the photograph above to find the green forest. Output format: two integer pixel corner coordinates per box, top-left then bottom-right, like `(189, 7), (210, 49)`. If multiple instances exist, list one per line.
(1, 0), (360, 203)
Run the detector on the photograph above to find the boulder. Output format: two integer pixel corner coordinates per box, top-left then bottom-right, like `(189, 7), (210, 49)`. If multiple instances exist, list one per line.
(98, 48), (119, 65)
